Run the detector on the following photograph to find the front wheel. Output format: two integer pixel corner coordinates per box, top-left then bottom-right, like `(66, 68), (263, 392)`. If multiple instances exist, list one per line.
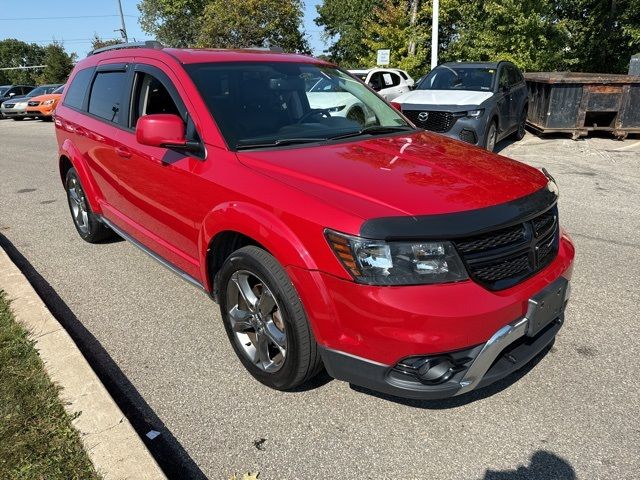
(218, 246), (322, 390)
(484, 120), (498, 152)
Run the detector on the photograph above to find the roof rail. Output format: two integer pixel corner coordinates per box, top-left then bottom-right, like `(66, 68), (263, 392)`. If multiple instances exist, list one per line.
(88, 41), (164, 57)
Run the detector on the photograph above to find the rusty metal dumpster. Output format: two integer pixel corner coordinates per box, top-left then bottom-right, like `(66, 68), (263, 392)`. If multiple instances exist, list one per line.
(525, 72), (640, 139)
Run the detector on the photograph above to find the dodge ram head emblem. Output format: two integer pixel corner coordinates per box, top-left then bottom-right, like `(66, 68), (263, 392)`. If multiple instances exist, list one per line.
(418, 111), (429, 122)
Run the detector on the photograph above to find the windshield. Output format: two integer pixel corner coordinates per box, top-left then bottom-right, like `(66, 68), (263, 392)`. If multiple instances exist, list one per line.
(0, 87), (8, 96)
(186, 62), (412, 149)
(27, 85), (60, 97)
(418, 66), (495, 92)
(52, 85), (64, 94)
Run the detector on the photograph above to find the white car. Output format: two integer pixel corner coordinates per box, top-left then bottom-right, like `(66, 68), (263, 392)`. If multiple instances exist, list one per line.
(349, 68), (414, 101)
(306, 77), (376, 126)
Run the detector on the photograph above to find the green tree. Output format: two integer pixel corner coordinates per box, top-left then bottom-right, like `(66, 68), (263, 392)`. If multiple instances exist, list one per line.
(358, 0), (428, 76)
(196, 0), (309, 52)
(37, 42), (76, 83)
(557, 0), (640, 72)
(138, 0), (207, 47)
(90, 34), (124, 51)
(315, 0), (382, 66)
(0, 39), (44, 84)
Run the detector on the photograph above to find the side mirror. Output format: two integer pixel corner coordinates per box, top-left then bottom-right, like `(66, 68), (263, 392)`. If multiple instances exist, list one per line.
(136, 114), (199, 152)
(8, 92), (15, 98)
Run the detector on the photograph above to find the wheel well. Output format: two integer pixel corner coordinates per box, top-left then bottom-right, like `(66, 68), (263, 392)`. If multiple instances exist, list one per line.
(207, 231), (266, 298)
(59, 155), (72, 185)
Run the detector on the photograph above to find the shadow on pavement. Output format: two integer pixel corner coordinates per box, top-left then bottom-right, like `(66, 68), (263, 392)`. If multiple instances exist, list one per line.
(483, 450), (576, 479)
(350, 341), (554, 409)
(0, 233), (206, 480)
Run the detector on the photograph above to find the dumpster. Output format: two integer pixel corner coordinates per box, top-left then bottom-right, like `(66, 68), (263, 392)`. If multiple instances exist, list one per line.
(525, 72), (640, 139)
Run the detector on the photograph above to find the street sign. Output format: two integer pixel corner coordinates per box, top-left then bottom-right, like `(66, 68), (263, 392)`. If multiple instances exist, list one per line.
(376, 49), (390, 66)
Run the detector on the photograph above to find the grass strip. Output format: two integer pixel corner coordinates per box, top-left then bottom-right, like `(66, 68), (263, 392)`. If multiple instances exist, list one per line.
(0, 290), (100, 480)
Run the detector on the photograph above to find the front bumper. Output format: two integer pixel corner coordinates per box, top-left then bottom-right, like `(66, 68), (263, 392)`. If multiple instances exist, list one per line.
(1, 106), (29, 117)
(321, 277), (570, 399)
(26, 106), (54, 117)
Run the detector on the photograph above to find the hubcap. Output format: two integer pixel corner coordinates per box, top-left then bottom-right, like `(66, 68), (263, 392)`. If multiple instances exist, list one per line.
(67, 176), (89, 234)
(226, 270), (287, 373)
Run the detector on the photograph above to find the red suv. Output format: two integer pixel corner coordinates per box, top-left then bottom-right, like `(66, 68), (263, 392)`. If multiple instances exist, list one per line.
(54, 42), (574, 399)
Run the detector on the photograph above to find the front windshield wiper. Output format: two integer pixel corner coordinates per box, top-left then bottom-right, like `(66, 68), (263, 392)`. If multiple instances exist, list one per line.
(236, 137), (326, 150)
(327, 125), (415, 141)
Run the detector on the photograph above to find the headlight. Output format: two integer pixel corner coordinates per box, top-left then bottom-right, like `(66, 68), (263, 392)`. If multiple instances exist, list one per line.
(465, 109), (484, 118)
(43, 99), (55, 106)
(327, 105), (346, 112)
(326, 229), (468, 285)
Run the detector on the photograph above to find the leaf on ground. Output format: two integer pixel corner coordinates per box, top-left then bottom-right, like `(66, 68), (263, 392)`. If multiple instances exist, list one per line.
(230, 473), (259, 480)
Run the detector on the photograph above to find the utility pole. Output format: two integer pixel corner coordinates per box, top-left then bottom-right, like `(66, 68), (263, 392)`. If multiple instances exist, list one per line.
(116, 0), (129, 43)
(430, 0), (439, 69)
(408, 0), (419, 56)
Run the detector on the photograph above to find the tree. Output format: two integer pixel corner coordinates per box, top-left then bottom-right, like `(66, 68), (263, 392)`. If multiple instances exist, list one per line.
(37, 42), (76, 83)
(138, 0), (206, 47)
(0, 39), (44, 84)
(196, 0), (309, 52)
(315, 0), (381, 66)
(91, 34), (123, 51)
(359, 0), (428, 76)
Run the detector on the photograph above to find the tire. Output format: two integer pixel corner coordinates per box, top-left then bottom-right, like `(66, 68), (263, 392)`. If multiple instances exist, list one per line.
(484, 119), (498, 152)
(64, 168), (113, 243)
(514, 106), (528, 140)
(218, 246), (322, 390)
(346, 106), (366, 126)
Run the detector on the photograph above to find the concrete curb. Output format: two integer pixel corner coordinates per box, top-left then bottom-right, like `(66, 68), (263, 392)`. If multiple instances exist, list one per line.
(0, 248), (167, 480)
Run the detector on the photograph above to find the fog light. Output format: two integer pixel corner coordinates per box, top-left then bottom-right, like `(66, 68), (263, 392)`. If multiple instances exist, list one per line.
(417, 358), (456, 384)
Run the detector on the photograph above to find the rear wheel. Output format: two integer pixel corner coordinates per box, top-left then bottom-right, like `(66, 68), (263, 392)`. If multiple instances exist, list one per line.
(218, 246), (322, 390)
(65, 168), (113, 243)
(484, 120), (498, 152)
(514, 106), (528, 140)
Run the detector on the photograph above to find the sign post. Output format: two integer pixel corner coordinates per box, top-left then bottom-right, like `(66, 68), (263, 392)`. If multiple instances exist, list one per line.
(376, 49), (390, 66)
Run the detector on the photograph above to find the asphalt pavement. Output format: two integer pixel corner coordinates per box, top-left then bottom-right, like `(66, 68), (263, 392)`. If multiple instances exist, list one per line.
(1, 118), (638, 479)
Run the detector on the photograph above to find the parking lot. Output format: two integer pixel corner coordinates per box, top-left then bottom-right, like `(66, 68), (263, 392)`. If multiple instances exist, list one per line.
(1, 118), (639, 479)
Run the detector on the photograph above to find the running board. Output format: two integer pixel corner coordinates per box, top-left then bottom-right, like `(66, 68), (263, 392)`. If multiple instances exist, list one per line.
(99, 216), (207, 292)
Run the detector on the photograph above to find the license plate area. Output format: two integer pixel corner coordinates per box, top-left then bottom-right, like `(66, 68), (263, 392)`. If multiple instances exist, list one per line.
(527, 279), (568, 337)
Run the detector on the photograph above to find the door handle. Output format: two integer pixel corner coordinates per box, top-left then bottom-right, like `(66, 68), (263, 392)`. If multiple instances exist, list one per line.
(75, 127), (87, 136)
(115, 146), (131, 159)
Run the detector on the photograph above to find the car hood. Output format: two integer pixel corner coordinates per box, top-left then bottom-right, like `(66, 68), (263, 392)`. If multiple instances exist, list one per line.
(27, 93), (61, 103)
(394, 89), (493, 107)
(236, 131), (548, 221)
(2, 95), (28, 105)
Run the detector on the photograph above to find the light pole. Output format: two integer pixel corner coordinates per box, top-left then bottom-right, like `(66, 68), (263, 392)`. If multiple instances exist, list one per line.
(116, 0), (129, 43)
(431, 0), (439, 69)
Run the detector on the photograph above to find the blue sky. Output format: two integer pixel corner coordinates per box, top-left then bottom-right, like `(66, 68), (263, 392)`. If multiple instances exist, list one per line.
(0, 0), (326, 59)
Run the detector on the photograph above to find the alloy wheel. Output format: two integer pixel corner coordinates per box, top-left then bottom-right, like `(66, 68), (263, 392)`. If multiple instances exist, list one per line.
(487, 123), (497, 152)
(67, 176), (90, 234)
(226, 270), (287, 373)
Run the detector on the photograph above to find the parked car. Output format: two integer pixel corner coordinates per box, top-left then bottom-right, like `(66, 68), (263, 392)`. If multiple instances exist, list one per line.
(54, 43), (574, 400)
(348, 68), (414, 100)
(0, 85), (35, 118)
(25, 84), (65, 120)
(305, 76), (376, 126)
(392, 61), (529, 151)
(1, 84), (62, 120)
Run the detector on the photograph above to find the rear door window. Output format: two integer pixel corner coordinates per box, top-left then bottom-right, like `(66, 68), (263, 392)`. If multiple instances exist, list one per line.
(63, 68), (95, 110)
(88, 71), (127, 123)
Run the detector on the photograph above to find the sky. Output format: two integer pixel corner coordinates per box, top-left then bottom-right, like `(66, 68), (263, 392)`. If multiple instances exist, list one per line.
(0, 0), (326, 60)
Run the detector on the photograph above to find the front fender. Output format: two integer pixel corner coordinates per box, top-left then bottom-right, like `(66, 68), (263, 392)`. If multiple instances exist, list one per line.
(198, 201), (318, 291)
(59, 139), (103, 214)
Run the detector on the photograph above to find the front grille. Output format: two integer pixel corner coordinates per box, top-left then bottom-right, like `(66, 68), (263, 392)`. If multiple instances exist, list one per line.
(4, 103), (15, 108)
(28, 101), (40, 107)
(453, 206), (559, 290)
(404, 110), (457, 133)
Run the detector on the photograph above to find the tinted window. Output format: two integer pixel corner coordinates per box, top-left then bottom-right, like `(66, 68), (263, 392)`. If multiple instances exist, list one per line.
(26, 85), (60, 97)
(64, 68), (94, 109)
(396, 70), (408, 80)
(130, 72), (180, 127)
(499, 67), (510, 89)
(52, 85), (64, 94)
(88, 71), (127, 122)
(507, 66), (521, 85)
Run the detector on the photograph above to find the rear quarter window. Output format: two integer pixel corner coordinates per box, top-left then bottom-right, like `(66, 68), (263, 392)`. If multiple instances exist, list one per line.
(63, 67), (95, 110)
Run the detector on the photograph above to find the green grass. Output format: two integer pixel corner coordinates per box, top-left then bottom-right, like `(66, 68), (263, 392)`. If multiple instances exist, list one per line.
(0, 290), (100, 480)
